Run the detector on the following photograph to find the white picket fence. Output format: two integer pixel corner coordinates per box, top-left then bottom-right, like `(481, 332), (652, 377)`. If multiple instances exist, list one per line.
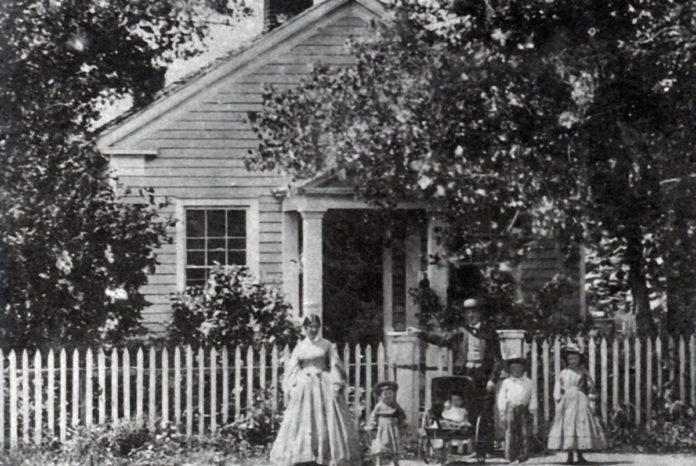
(1, 335), (695, 450)
(0, 343), (393, 450)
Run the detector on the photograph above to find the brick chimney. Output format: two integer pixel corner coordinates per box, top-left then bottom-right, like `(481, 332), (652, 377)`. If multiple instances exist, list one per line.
(263, 0), (314, 32)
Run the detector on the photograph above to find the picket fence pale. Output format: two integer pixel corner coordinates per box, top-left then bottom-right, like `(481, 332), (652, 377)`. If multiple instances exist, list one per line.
(1, 336), (696, 449)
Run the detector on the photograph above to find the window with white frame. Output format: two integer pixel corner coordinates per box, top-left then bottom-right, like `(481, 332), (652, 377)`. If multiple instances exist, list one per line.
(185, 208), (247, 287)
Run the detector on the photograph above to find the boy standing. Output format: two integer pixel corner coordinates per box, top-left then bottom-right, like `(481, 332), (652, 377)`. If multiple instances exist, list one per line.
(497, 358), (536, 463)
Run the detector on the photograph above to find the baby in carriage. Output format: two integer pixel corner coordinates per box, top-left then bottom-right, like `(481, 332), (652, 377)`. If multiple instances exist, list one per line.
(440, 392), (472, 428)
(437, 391), (474, 454)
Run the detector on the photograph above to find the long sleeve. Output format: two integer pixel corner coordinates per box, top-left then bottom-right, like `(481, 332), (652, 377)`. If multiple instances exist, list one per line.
(497, 378), (510, 413)
(367, 405), (379, 431)
(553, 373), (563, 403)
(328, 342), (347, 387)
(282, 343), (301, 394)
(420, 328), (459, 348)
(528, 380), (538, 413)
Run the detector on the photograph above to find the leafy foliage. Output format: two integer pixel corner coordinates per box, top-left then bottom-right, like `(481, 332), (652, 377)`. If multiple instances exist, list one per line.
(0, 0), (248, 348)
(168, 266), (301, 348)
(249, 0), (696, 335)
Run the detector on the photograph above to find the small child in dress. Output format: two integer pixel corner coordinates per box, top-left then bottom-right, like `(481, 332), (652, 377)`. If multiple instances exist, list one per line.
(440, 391), (473, 454)
(547, 343), (606, 464)
(440, 392), (472, 427)
(497, 358), (536, 464)
(367, 381), (407, 466)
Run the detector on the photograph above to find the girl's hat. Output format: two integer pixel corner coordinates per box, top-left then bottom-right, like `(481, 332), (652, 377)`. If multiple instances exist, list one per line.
(562, 343), (584, 359)
(505, 357), (527, 369)
(373, 381), (398, 395)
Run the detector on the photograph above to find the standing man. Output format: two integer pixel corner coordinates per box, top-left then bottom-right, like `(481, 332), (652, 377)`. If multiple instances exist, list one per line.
(408, 298), (503, 458)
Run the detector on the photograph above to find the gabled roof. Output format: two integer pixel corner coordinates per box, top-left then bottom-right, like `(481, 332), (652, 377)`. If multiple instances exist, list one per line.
(97, 0), (390, 153)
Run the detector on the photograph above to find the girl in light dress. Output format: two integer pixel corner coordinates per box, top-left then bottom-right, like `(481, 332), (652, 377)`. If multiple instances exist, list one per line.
(366, 381), (407, 466)
(547, 343), (606, 464)
(269, 314), (361, 466)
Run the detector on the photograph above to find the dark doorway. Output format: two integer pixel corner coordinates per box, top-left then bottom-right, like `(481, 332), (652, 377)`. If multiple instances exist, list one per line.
(322, 210), (387, 348)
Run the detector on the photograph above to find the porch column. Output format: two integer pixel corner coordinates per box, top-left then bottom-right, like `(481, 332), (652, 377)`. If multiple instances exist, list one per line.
(282, 211), (301, 317)
(301, 210), (325, 321)
(427, 213), (449, 304)
(404, 215), (421, 328)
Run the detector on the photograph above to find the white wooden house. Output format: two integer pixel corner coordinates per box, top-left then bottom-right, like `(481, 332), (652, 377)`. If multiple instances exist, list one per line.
(97, 0), (576, 418)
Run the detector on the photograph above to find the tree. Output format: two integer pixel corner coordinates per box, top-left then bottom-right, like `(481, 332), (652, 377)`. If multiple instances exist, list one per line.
(249, 0), (696, 335)
(0, 0), (248, 348)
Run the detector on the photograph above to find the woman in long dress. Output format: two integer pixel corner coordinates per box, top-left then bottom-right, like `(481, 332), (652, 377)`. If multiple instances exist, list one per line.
(547, 343), (606, 464)
(270, 314), (361, 466)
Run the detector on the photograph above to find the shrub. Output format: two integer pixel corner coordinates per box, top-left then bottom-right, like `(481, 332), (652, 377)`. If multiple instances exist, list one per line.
(168, 266), (301, 348)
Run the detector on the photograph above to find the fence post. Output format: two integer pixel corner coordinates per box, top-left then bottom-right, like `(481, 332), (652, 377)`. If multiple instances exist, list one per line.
(222, 347), (229, 424)
(59, 349), (66, 443)
(679, 336), (686, 402)
(377, 343), (386, 382)
(209, 347), (216, 434)
(542, 339), (550, 425)
(531, 339), (538, 434)
(98, 349), (106, 425)
(9, 351), (17, 449)
(612, 338), (619, 414)
(150, 347), (157, 431)
(34, 350), (43, 444)
(70, 349), (78, 431)
(623, 338), (630, 409)
(354, 344), (361, 427)
(600, 338), (608, 424)
(634, 338), (641, 425)
(174, 347), (181, 429)
(22, 350), (30, 444)
(365, 345), (373, 418)
(246, 346), (254, 414)
(136, 348), (144, 426)
(123, 348), (130, 421)
(198, 347), (205, 435)
(655, 336), (662, 399)
(646, 337), (653, 421)
(271, 345), (279, 416)
(162, 347), (169, 428)
(48, 349), (55, 437)
(111, 348), (118, 422)
(85, 348), (92, 428)
(343, 344), (350, 403)
(234, 346), (242, 419)
(588, 338), (596, 383)
(186, 346), (193, 437)
(690, 335), (696, 409)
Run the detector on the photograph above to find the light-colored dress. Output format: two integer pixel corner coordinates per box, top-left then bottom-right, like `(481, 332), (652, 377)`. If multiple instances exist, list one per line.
(367, 401), (406, 456)
(269, 336), (361, 466)
(547, 368), (606, 451)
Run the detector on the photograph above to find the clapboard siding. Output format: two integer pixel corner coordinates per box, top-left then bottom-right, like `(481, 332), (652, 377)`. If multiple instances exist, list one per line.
(108, 5), (375, 327)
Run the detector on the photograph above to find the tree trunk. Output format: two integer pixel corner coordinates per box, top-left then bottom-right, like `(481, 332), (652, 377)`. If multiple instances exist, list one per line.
(625, 231), (657, 336)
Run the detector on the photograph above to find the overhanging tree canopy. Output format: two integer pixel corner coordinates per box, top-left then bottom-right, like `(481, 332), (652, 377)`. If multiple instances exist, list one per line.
(249, 0), (696, 335)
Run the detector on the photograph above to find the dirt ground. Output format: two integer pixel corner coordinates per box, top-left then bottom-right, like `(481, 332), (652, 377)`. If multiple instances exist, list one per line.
(395, 451), (696, 466)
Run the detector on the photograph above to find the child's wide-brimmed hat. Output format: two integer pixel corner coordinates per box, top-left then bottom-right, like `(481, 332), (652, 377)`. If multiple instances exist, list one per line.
(505, 357), (528, 370)
(562, 343), (585, 360)
(373, 381), (398, 396)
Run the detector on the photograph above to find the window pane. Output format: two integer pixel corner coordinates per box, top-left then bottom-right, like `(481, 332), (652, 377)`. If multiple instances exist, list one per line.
(186, 210), (205, 237)
(207, 238), (225, 250)
(186, 267), (207, 287)
(208, 251), (225, 266)
(227, 210), (246, 236)
(228, 238), (246, 250)
(187, 239), (205, 250)
(187, 251), (205, 266)
(227, 250), (246, 265)
(208, 210), (226, 237)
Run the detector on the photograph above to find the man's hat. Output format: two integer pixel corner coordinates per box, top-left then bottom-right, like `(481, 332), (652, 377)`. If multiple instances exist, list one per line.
(373, 381), (398, 396)
(462, 298), (484, 312)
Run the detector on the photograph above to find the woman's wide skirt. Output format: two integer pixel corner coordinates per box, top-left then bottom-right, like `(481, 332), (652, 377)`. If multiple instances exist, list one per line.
(547, 390), (606, 451)
(269, 372), (361, 466)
